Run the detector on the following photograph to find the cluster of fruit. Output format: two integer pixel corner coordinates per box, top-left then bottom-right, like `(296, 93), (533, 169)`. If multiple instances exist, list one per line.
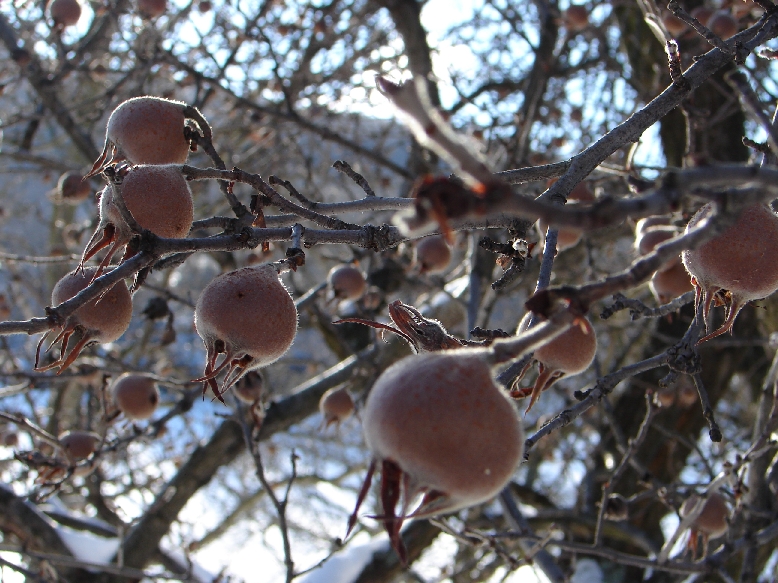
(29, 88), (776, 564)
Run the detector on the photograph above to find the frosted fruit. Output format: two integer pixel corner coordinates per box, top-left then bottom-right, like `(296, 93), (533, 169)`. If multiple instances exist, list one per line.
(80, 164), (193, 278)
(319, 386), (354, 428)
(88, 96), (192, 176)
(662, 11), (688, 37)
(650, 262), (693, 304)
(111, 373), (160, 419)
(682, 203), (778, 342)
(327, 265), (367, 300)
(195, 264), (297, 400)
(48, 0), (81, 28)
(35, 267), (133, 374)
(53, 172), (91, 204)
(513, 314), (597, 412)
(708, 10), (738, 38)
(59, 431), (100, 461)
(680, 491), (729, 557)
(362, 350), (523, 519)
(681, 492), (729, 537)
(414, 235), (452, 274)
(233, 371), (264, 403)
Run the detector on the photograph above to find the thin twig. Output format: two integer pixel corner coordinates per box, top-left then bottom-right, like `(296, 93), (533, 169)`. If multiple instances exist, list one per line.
(333, 160), (376, 197)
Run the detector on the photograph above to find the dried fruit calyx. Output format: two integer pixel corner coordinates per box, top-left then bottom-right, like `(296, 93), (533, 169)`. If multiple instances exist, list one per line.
(682, 203), (778, 342)
(88, 96), (203, 177)
(80, 164), (194, 277)
(194, 264), (297, 401)
(35, 267), (133, 374)
(353, 349), (523, 561)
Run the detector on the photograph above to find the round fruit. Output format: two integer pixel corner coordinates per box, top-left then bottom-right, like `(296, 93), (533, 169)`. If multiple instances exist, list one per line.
(48, 0), (82, 28)
(662, 11), (688, 37)
(362, 349), (523, 519)
(414, 235), (452, 274)
(682, 203), (778, 342)
(708, 10), (738, 38)
(680, 492), (729, 556)
(513, 314), (597, 412)
(327, 265), (366, 300)
(194, 264), (297, 400)
(138, 0), (166, 17)
(52, 172), (91, 205)
(650, 261), (694, 304)
(319, 386), (354, 428)
(59, 430), (100, 461)
(80, 164), (193, 277)
(635, 225), (684, 273)
(111, 373), (160, 420)
(0, 430), (19, 447)
(690, 6), (714, 26)
(563, 4), (589, 32)
(233, 370), (264, 403)
(35, 267), (133, 374)
(88, 96), (192, 176)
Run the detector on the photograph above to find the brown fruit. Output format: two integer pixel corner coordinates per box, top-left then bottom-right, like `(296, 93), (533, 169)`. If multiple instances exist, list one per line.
(563, 5), (589, 32)
(195, 264), (297, 400)
(197, 0), (211, 12)
(0, 430), (19, 447)
(138, 0), (166, 17)
(682, 203), (778, 342)
(650, 261), (694, 304)
(414, 235), (452, 274)
(327, 265), (366, 300)
(59, 430), (100, 461)
(662, 11), (688, 37)
(233, 370), (264, 403)
(88, 96), (192, 176)
(35, 267), (133, 374)
(362, 350), (523, 519)
(52, 172), (91, 205)
(514, 314), (597, 412)
(690, 6), (714, 26)
(111, 373), (160, 419)
(677, 379), (699, 408)
(680, 492), (729, 556)
(48, 0), (82, 28)
(654, 387), (676, 408)
(319, 386), (354, 428)
(80, 164), (194, 277)
(708, 10), (738, 38)
(635, 226), (683, 273)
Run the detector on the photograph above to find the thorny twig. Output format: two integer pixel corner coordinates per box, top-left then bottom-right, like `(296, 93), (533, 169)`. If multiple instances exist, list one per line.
(601, 291), (695, 320)
(594, 394), (658, 546)
(333, 160), (376, 197)
(238, 409), (297, 583)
